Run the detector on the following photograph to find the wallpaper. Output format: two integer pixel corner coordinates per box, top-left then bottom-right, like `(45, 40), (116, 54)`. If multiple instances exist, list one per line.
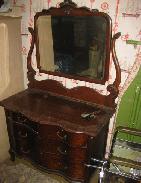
(10, 0), (141, 155)
(10, 0), (141, 97)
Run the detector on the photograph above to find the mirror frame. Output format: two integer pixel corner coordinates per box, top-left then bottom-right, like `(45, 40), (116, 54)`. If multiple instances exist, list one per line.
(27, 0), (121, 89)
(32, 0), (113, 84)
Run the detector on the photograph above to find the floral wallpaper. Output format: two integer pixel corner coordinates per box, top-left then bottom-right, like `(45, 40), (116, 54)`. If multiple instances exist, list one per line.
(11, 0), (141, 95)
(10, 0), (141, 155)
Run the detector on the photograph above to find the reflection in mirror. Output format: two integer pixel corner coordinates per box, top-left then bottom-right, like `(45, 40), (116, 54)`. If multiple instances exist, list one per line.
(37, 15), (107, 80)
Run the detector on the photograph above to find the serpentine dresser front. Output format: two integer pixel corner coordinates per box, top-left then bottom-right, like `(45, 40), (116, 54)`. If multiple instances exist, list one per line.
(0, 82), (114, 183)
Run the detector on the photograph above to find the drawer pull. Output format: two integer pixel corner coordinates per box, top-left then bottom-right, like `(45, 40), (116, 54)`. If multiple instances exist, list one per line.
(20, 147), (30, 154)
(57, 130), (67, 141)
(57, 147), (67, 155)
(13, 121), (39, 136)
(18, 131), (28, 138)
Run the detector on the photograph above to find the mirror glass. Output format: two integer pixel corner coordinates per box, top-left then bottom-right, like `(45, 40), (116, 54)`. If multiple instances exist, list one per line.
(36, 14), (108, 80)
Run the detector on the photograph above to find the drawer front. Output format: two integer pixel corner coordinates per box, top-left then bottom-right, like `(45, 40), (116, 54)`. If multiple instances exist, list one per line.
(39, 124), (67, 142)
(5, 110), (92, 183)
(67, 147), (88, 162)
(38, 124), (89, 178)
(39, 124), (89, 147)
(66, 162), (86, 180)
(13, 122), (38, 160)
(39, 153), (65, 170)
(14, 123), (30, 155)
(12, 112), (29, 123)
(39, 140), (67, 156)
(67, 132), (88, 147)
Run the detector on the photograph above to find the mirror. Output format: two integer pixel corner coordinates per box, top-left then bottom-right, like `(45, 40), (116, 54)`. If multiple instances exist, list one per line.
(34, 1), (112, 84)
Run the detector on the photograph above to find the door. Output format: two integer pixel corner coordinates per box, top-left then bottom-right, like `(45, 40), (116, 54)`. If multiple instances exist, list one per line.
(116, 67), (141, 143)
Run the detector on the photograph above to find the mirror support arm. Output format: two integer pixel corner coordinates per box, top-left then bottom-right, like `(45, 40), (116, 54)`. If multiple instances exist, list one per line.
(107, 32), (121, 100)
(27, 27), (36, 87)
(112, 32), (121, 89)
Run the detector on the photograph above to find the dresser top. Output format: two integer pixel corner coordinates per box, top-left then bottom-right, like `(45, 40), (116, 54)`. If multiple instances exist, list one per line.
(0, 89), (113, 136)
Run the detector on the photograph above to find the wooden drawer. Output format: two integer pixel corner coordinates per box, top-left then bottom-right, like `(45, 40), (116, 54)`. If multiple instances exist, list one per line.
(13, 123), (30, 155)
(39, 124), (67, 142)
(67, 132), (89, 147)
(12, 112), (37, 129)
(66, 162), (87, 180)
(39, 153), (65, 170)
(12, 112), (29, 123)
(39, 140), (67, 156)
(39, 124), (89, 147)
(13, 121), (38, 140)
(13, 121), (38, 159)
(67, 147), (88, 162)
(19, 143), (31, 156)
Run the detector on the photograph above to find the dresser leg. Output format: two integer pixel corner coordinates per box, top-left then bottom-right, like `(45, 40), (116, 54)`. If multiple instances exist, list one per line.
(9, 149), (15, 161)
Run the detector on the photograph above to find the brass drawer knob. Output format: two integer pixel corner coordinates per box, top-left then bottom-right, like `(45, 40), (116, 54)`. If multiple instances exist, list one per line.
(57, 130), (67, 141)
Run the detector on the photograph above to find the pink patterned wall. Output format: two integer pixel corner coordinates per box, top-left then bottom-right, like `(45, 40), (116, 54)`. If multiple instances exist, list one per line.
(11, 0), (141, 96)
(0, 0), (141, 161)
(11, 0), (141, 155)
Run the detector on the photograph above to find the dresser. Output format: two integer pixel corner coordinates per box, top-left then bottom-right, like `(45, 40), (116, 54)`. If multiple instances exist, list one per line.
(0, 0), (121, 182)
(1, 85), (113, 182)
